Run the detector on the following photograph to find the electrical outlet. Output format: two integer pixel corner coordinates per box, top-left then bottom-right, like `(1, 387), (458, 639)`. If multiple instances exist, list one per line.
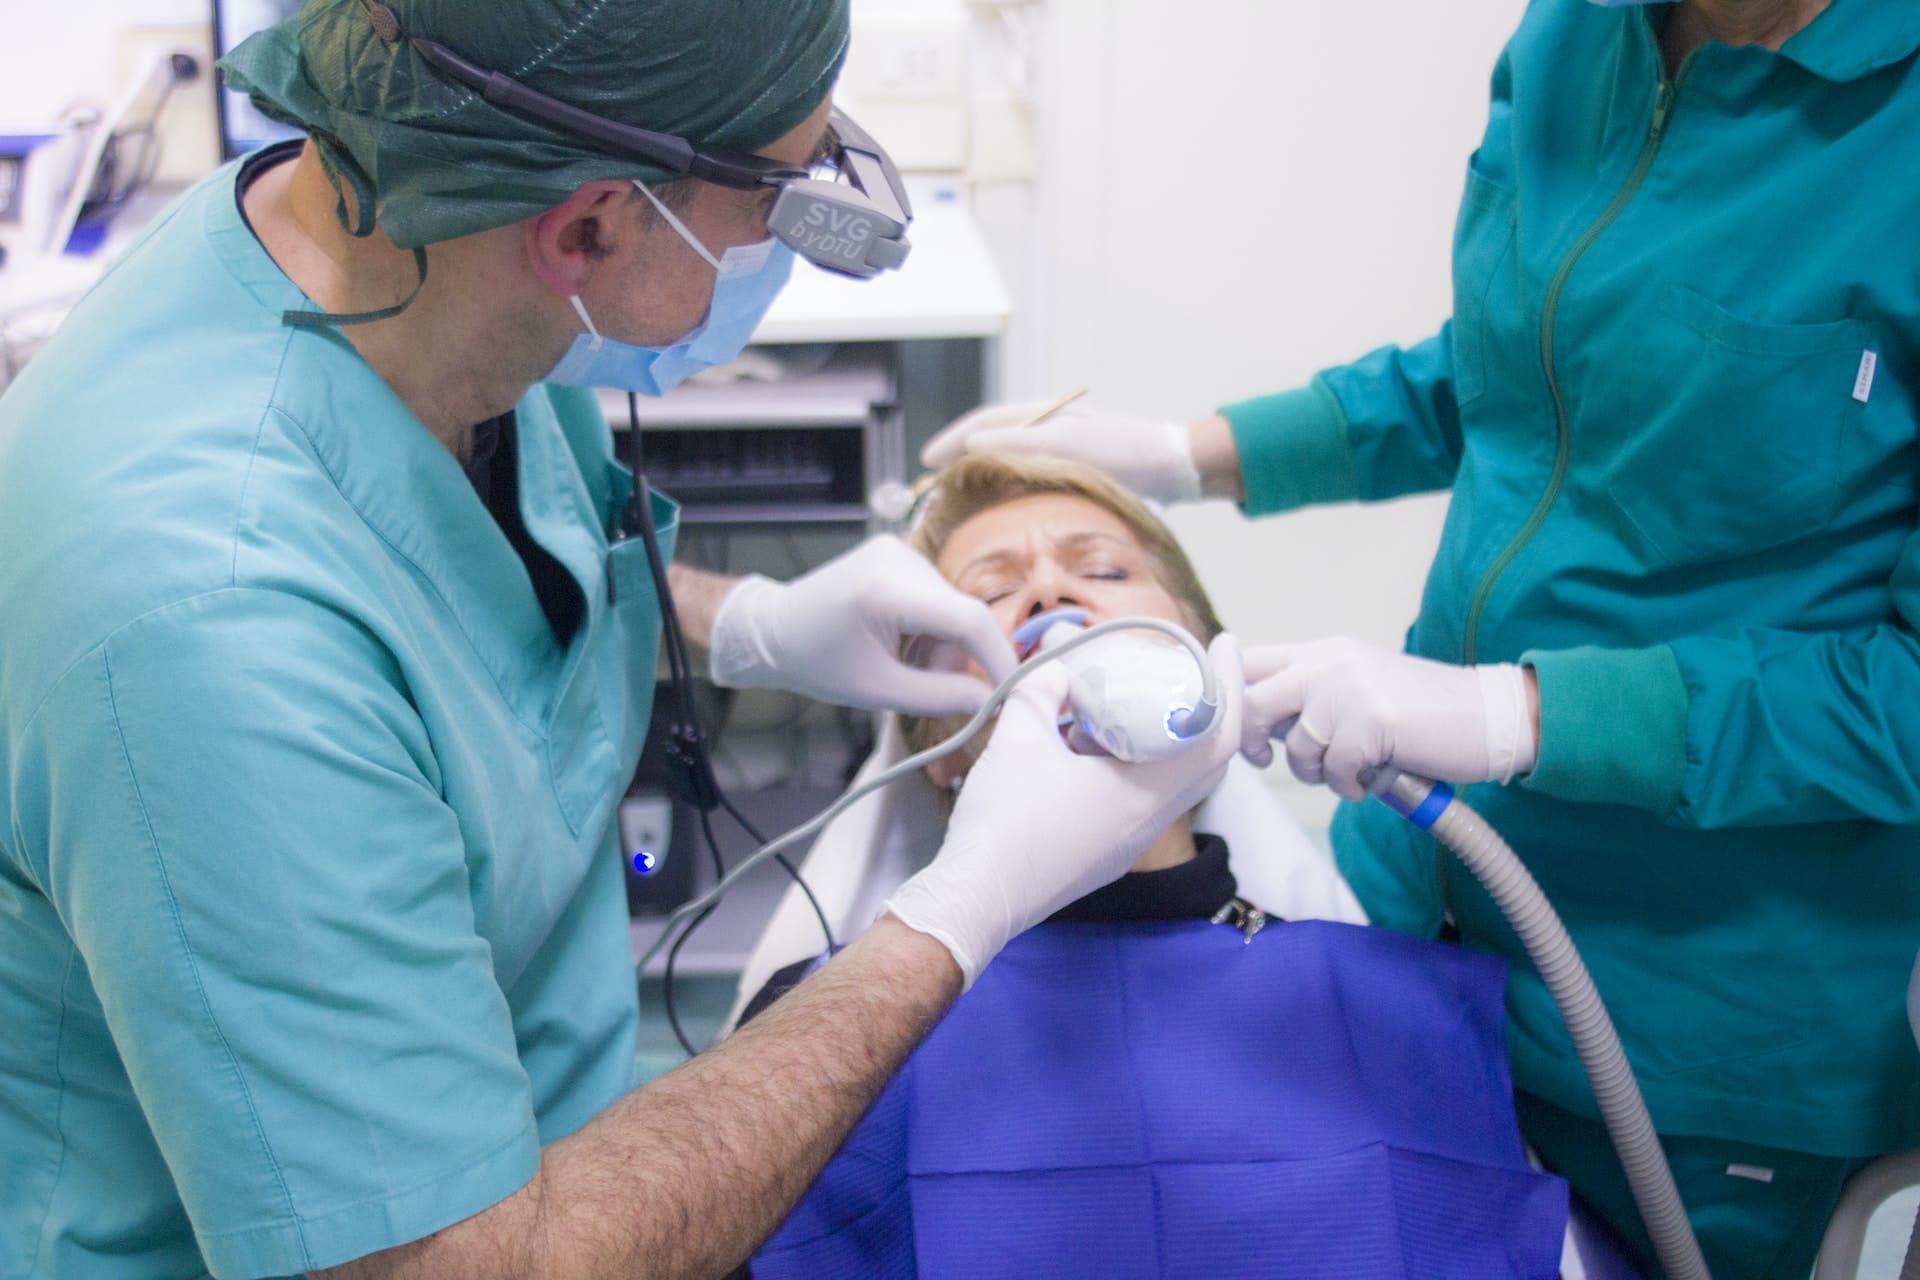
(844, 15), (968, 103)
(114, 22), (219, 185)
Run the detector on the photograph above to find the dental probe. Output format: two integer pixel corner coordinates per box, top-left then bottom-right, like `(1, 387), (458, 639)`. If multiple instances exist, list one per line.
(907, 389), (1090, 514)
(1018, 386), (1088, 427)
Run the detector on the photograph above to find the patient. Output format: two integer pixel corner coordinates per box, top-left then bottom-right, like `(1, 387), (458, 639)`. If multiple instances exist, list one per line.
(741, 455), (1569, 1278)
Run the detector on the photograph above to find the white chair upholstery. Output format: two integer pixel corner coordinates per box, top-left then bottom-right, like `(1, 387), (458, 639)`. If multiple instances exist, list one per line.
(1812, 951), (1920, 1280)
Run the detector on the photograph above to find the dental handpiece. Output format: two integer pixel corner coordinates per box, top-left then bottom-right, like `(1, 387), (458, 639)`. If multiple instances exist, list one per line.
(1010, 608), (1218, 762)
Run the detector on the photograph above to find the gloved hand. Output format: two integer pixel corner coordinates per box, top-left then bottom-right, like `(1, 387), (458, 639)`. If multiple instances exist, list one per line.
(708, 535), (1016, 716)
(920, 399), (1204, 505)
(1240, 639), (1537, 802)
(884, 634), (1246, 987)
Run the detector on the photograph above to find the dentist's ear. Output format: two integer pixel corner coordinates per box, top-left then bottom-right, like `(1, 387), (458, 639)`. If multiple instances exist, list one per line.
(525, 180), (632, 296)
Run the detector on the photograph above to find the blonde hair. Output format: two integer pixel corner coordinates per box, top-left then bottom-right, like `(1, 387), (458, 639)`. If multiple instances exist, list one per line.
(906, 453), (1223, 640)
(901, 453), (1224, 806)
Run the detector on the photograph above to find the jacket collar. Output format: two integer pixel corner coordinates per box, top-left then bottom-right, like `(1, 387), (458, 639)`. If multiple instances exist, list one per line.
(1629, 0), (1920, 83)
(1776, 0), (1920, 82)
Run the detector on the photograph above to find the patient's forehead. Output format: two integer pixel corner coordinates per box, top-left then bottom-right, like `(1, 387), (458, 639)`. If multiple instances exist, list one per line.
(935, 494), (1143, 581)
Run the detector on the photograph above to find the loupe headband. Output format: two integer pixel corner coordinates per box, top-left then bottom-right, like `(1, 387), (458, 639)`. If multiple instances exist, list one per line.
(363, 4), (912, 277)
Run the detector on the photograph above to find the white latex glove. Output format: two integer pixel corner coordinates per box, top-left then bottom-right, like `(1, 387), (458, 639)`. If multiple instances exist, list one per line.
(1240, 639), (1537, 802)
(920, 399), (1204, 505)
(884, 634), (1246, 987)
(708, 536), (1016, 716)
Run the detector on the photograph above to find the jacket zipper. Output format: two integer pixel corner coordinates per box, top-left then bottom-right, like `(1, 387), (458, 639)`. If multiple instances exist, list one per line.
(1458, 67), (1687, 664)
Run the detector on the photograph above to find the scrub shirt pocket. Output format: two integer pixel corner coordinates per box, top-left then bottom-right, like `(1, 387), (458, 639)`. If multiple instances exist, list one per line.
(1450, 165), (1517, 409)
(546, 491), (676, 837)
(1609, 286), (1868, 569)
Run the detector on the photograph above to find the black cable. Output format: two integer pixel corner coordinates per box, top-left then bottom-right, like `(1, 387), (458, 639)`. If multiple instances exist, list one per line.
(660, 797), (840, 1057)
(720, 793), (835, 952)
(622, 393), (836, 1056)
(657, 782), (838, 1058)
(661, 907), (714, 1056)
(662, 805), (732, 1057)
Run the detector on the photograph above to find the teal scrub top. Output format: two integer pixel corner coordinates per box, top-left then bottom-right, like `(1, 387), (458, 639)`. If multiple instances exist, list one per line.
(1223, 0), (1920, 1156)
(0, 158), (673, 1276)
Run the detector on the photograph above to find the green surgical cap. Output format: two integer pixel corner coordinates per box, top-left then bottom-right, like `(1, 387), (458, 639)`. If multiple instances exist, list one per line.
(220, 0), (850, 248)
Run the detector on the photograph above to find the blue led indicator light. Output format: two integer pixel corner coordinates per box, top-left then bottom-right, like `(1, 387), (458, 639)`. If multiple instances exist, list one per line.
(631, 850), (658, 874)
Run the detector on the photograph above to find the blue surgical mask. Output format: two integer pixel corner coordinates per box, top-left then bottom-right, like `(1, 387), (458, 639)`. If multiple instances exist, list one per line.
(545, 180), (796, 395)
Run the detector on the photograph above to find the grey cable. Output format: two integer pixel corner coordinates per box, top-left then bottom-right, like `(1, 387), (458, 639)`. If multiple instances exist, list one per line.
(635, 616), (1215, 976)
(1375, 770), (1712, 1280)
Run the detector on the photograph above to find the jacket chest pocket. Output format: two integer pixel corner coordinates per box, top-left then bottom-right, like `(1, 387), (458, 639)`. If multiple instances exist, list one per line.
(1606, 285), (1871, 570)
(1450, 166), (1518, 409)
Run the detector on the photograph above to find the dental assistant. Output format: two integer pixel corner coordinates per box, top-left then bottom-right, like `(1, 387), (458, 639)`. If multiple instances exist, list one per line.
(930, 0), (1920, 1273)
(0, 1), (1249, 1276)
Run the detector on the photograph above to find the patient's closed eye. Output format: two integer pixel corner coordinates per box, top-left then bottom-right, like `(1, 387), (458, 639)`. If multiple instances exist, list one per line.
(1064, 545), (1135, 581)
(962, 572), (1019, 603)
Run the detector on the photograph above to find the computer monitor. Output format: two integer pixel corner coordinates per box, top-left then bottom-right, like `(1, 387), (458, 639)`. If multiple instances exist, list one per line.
(211, 0), (305, 158)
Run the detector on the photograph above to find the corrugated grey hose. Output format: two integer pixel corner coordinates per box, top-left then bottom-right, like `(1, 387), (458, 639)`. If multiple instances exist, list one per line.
(1372, 770), (1712, 1280)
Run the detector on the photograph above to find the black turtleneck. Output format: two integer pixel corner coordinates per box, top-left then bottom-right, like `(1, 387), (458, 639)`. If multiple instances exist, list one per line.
(737, 832), (1264, 1029)
(462, 413), (583, 647)
(1047, 832), (1238, 924)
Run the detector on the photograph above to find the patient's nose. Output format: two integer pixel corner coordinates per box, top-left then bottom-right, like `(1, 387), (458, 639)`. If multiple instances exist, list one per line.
(1008, 560), (1090, 630)
(1022, 584), (1086, 620)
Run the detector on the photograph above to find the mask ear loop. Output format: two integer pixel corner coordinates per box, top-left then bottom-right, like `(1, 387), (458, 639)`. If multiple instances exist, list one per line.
(632, 179), (722, 272)
(569, 295), (605, 351)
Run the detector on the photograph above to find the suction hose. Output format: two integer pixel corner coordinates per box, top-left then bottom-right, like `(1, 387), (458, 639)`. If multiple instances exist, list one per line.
(1371, 769), (1712, 1280)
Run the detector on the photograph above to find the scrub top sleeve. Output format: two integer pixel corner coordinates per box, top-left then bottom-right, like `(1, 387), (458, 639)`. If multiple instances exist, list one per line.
(21, 587), (541, 1279)
(1663, 523), (1920, 828)
(1523, 522), (1920, 826)
(1221, 328), (1465, 518)
(1518, 643), (1688, 816)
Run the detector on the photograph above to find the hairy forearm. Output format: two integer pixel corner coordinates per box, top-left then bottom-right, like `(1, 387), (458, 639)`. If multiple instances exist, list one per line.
(540, 918), (959, 1274)
(666, 562), (739, 652)
(316, 917), (961, 1280)
(1187, 413), (1246, 503)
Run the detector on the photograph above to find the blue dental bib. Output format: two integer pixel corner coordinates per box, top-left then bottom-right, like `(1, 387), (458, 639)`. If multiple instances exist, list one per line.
(753, 920), (1566, 1278)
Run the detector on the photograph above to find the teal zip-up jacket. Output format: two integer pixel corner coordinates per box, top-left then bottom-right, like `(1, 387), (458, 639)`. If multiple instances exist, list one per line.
(1223, 0), (1920, 1156)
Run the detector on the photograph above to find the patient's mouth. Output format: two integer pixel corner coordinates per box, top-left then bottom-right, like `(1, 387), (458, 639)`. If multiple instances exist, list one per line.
(1012, 606), (1090, 660)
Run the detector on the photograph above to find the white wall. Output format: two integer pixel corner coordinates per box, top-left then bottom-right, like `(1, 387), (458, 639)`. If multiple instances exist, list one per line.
(1013, 0), (1524, 829)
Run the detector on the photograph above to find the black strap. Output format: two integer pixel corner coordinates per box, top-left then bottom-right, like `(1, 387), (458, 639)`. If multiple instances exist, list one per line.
(282, 244), (428, 329)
